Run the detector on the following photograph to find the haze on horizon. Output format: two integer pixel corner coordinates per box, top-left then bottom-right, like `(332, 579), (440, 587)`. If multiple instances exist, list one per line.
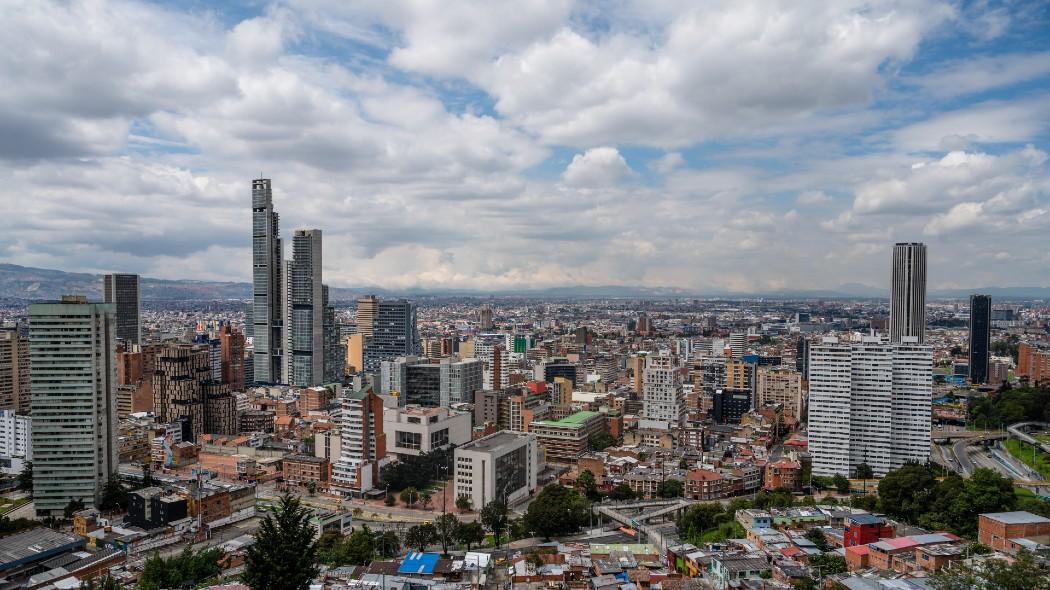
(2, 0), (1050, 294)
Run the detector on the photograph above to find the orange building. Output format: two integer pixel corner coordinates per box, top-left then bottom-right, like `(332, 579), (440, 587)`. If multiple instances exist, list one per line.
(978, 511), (1050, 552)
(686, 468), (725, 500)
(763, 459), (802, 492)
(1017, 343), (1050, 383)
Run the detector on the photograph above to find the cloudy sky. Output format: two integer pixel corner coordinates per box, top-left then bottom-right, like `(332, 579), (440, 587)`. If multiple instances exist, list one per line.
(3, 0), (1050, 293)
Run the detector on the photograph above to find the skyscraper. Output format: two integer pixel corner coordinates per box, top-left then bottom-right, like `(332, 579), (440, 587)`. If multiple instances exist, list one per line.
(889, 242), (927, 343)
(356, 295), (378, 338)
(808, 336), (932, 477)
(103, 273), (141, 345)
(969, 294), (991, 384)
(0, 327), (29, 413)
(362, 299), (419, 374)
(219, 323), (246, 392)
(251, 178), (283, 383)
(332, 387), (386, 493)
(322, 286), (345, 383)
(478, 306), (494, 331)
(286, 229), (324, 386)
(29, 296), (118, 516)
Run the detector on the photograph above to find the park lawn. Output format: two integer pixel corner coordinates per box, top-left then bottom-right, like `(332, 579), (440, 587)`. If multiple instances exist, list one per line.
(1004, 438), (1050, 478)
(0, 497), (28, 516)
(698, 521), (746, 543)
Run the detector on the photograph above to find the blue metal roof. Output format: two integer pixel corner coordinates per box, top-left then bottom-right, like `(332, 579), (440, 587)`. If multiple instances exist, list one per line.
(399, 552), (440, 574)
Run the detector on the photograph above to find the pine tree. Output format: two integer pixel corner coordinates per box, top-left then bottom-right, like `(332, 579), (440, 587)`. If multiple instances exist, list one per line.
(243, 493), (319, 590)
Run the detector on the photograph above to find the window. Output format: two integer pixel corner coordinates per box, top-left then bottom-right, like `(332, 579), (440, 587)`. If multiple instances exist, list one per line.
(396, 431), (422, 450)
(430, 428), (449, 448)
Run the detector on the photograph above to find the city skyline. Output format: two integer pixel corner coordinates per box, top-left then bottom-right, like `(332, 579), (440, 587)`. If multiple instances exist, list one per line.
(2, 2), (1049, 293)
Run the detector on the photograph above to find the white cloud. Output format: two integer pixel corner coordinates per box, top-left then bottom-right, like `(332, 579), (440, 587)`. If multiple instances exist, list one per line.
(562, 147), (634, 186)
(892, 97), (1050, 152)
(796, 190), (832, 206)
(649, 152), (684, 174)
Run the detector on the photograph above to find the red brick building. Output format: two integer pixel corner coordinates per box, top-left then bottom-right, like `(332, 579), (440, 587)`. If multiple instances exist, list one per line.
(978, 511), (1050, 552)
(685, 468), (725, 500)
(763, 459), (802, 492)
(843, 514), (894, 547)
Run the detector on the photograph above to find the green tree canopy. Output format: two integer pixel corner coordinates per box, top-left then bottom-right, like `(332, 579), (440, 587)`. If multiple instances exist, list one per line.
(877, 462), (938, 523)
(480, 498), (509, 549)
(243, 493), (319, 590)
(435, 513), (460, 555)
(854, 463), (875, 479)
(457, 520), (485, 550)
(930, 549), (1050, 590)
(137, 545), (224, 590)
(405, 523), (437, 552)
(523, 484), (591, 540)
(657, 479), (684, 498)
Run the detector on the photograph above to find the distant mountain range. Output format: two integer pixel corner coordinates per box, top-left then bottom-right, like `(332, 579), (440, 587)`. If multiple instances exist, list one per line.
(0, 263), (1048, 302)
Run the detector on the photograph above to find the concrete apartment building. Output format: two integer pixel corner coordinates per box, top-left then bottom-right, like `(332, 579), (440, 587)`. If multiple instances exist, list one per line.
(29, 297), (119, 516)
(454, 430), (539, 509)
(529, 411), (606, 464)
(0, 327), (29, 413)
(383, 405), (471, 460)
(332, 387), (387, 493)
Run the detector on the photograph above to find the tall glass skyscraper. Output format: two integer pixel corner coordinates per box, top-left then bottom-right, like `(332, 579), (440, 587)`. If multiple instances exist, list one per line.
(102, 273), (141, 345)
(362, 299), (419, 374)
(287, 229), (324, 386)
(252, 179), (283, 383)
(889, 242), (927, 344)
(29, 296), (118, 516)
(969, 294), (991, 384)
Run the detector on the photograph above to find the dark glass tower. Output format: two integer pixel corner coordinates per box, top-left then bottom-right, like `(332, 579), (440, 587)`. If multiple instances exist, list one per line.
(968, 294), (991, 384)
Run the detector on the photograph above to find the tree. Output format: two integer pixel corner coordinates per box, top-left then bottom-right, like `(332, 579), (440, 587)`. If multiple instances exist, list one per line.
(455, 495), (472, 512)
(929, 549), (1050, 590)
(64, 498), (85, 520)
(805, 528), (830, 552)
(316, 530), (346, 565)
(854, 463), (875, 479)
(421, 491), (433, 510)
(808, 554), (847, 576)
(138, 546), (224, 590)
(384, 494), (396, 507)
(435, 513), (460, 555)
(657, 479), (684, 498)
(577, 470), (600, 501)
(80, 575), (121, 590)
(343, 526), (377, 565)
(609, 483), (635, 501)
(832, 474), (850, 494)
(400, 487), (419, 507)
(376, 530), (400, 558)
(405, 523), (437, 552)
(677, 503), (726, 541)
(877, 462), (937, 523)
(679, 458), (689, 469)
(524, 484), (591, 540)
(243, 493), (319, 590)
(480, 498), (509, 549)
(99, 473), (129, 511)
(588, 432), (617, 451)
(305, 480), (317, 495)
(17, 461), (31, 491)
(457, 520), (485, 550)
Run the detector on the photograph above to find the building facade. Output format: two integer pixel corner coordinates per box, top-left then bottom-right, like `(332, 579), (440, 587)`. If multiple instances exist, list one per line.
(889, 242), (927, 344)
(102, 273), (141, 345)
(153, 343), (237, 442)
(529, 411), (605, 464)
(642, 355), (684, 425)
(286, 229), (325, 386)
(251, 178), (284, 383)
(362, 299), (419, 374)
(968, 294), (991, 384)
(332, 387), (387, 493)
(383, 405), (472, 459)
(454, 430), (539, 509)
(756, 367), (803, 418)
(808, 336), (932, 477)
(29, 297), (119, 516)
(0, 327), (29, 413)
(0, 410), (31, 475)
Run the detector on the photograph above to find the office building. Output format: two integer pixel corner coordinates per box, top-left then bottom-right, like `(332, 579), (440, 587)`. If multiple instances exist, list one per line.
(383, 405), (471, 460)
(362, 299), (419, 374)
(454, 431), (539, 508)
(219, 324), (246, 392)
(332, 387), (387, 493)
(346, 334), (365, 374)
(356, 295), (378, 338)
(0, 327), (29, 413)
(379, 356), (482, 407)
(537, 358), (578, 388)
(968, 294), (991, 384)
(102, 273), (141, 345)
(478, 307), (494, 331)
(713, 389), (752, 424)
(29, 296), (119, 516)
(795, 338), (810, 380)
(756, 367), (803, 418)
(728, 332), (747, 358)
(252, 178), (284, 383)
(153, 344), (236, 442)
(642, 355), (683, 425)
(322, 288), (345, 383)
(473, 339), (509, 391)
(889, 242), (927, 343)
(630, 355), (646, 395)
(0, 410), (31, 475)
(286, 229), (325, 386)
(808, 336), (932, 477)
(529, 411), (606, 464)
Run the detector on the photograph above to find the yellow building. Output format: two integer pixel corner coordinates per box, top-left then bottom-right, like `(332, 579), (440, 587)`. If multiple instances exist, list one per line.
(346, 334), (365, 374)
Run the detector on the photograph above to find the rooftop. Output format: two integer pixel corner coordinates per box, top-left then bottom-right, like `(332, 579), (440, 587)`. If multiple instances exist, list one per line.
(532, 411), (602, 428)
(459, 430), (532, 452)
(982, 511), (1050, 525)
(0, 528), (84, 571)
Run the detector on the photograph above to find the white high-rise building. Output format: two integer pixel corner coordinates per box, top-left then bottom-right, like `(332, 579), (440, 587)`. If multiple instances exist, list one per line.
(890, 242), (927, 344)
(332, 387), (386, 493)
(0, 410), (31, 475)
(474, 339), (509, 390)
(29, 296), (119, 516)
(808, 336), (932, 477)
(642, 355), (684, 425)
